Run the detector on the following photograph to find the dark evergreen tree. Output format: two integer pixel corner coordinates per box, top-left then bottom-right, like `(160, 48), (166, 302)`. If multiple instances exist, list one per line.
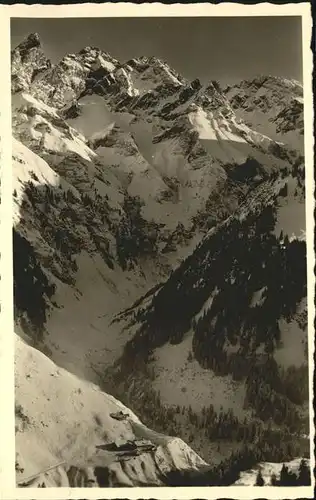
(297, 458), (311, 485)
(279, 463), (296, 485)
(255, 469), (265, 486)
(270, 472), (278, 485)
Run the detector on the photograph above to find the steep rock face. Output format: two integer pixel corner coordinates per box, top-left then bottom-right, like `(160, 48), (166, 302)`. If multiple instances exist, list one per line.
(225, 76), (304, 152)
(12, 33), (308, 486)
(12, 35), (121, 109)
(11, 33), (52, 94)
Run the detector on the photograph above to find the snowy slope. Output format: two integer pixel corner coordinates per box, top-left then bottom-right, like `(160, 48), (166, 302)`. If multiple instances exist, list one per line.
(12, 134), (167, 381)
(152, 330), (249, 419)
(15, 334), (207, 487)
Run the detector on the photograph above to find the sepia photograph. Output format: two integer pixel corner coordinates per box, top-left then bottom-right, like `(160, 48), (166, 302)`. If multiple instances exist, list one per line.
(3, 4), (314, 495)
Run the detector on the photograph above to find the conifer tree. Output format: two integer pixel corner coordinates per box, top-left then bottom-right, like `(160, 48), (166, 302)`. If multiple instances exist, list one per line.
(298, 458), (311, 485)
(255, 469), (265, 486)
(270, 472), (278, 486)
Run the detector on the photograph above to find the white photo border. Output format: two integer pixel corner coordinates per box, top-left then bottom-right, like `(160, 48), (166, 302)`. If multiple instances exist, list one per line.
(0, 3), (314, 499)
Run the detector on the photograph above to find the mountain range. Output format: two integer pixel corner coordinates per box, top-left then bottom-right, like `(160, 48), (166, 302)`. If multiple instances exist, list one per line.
(12, 33), (309, 487)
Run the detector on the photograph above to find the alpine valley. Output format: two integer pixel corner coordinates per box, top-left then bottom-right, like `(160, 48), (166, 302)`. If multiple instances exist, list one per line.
(12, 33), (310, 487)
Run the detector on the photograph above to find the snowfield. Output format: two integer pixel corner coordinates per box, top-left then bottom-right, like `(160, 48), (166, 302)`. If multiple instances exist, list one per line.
(274, 299), (308, 369)
(43, 250), (170, 382)
(273, 175), (305, 239)
(152, 331), (249, 419)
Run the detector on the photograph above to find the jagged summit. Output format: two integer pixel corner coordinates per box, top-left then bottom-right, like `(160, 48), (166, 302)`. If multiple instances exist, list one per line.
(19, 32), (41, 50)
(225, 73), (304, 151)
(226, 74), (302, 89)
(12, 32), (44, 62)
(12, 33), (189, 107)
(11, 33), (51, 94)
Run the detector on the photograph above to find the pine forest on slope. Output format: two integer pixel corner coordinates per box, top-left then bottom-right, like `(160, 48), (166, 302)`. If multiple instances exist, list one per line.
(12, 33), (310, 487)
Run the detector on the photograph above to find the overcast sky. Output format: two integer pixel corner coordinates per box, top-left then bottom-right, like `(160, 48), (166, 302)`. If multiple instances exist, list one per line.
(11, 17), (303, 86)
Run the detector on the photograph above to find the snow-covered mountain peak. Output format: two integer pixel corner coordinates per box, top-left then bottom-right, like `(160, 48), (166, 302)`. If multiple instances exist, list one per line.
(225, 74), (304, 150)
(11, 33), (52, 94)
(76, 46), (119, 73)
(118, 55), (185, 96)
(12, 36), (121, 109)
(225, 76), (303, 122)
(227, 74), (303, 94)
(18, 32), (42, 51)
